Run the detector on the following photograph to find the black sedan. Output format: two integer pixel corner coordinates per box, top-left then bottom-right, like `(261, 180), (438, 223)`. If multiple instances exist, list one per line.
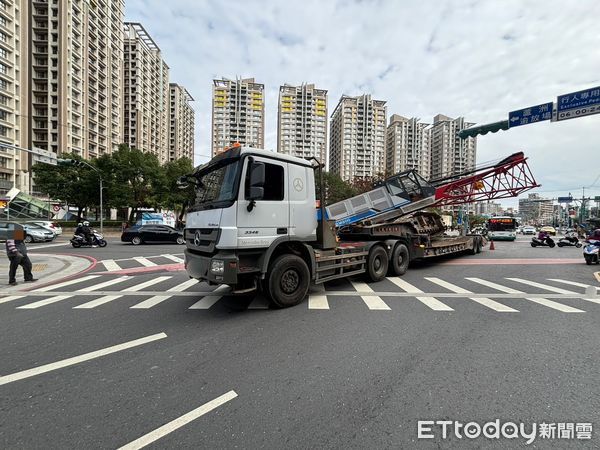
(121, 225), (185, 245)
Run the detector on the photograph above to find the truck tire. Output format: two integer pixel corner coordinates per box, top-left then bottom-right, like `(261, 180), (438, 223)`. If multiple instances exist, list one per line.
(266, 254), (310, 308)
(390, 243), (409, 276)
(366, 246), (388, 282)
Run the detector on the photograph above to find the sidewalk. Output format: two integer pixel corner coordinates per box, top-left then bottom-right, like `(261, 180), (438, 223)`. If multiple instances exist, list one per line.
(0, 253), (95, 293)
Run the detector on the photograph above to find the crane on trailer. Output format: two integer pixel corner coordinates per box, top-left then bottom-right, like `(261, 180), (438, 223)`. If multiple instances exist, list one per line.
(182, 146), (539, 308)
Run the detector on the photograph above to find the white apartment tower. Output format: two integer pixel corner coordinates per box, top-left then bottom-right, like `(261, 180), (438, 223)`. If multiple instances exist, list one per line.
(385, 114), (431, 180)
(329, 94), (386, 180)
(277, 83), (327, 164)
(168, 83), (195, 161)
(429, 114), (476, 181)
(212, 77), (264, 155)
(30, 0), (124, 160)
(123, 22), (170, 163)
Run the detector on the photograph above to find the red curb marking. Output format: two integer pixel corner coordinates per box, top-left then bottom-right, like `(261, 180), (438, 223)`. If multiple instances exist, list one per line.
(94, 263), (184, 275)
(20, 253), (98, 291)
(439, 258), (582, 265)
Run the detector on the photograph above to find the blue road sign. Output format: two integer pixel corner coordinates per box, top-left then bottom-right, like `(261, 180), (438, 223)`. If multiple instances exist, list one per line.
(557, 86), (600, 121)
(508, 102), (553, 128)
(557, 196), (573, 203)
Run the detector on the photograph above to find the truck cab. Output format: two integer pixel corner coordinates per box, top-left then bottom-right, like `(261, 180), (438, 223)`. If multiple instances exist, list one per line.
(184, 146), (318, 294)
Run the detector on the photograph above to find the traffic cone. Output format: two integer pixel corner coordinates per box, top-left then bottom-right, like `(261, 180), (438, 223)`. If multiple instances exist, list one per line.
(489, 239), (495, 250)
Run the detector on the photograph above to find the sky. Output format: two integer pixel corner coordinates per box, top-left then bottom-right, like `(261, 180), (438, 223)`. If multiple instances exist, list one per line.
(125, 0), (600, 208)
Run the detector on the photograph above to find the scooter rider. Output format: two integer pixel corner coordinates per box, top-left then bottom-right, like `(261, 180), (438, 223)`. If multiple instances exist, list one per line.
(537, 230), (549, 243)
(81, 221), (93, 246)
(75, 222), (84, 238)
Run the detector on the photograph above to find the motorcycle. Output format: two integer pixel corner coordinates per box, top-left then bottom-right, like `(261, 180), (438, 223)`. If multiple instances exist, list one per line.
(583, 240), (600, 265)
(530, 236), (555, 248)
(557, 233), (582, 248)
(70, 230), (108, 248)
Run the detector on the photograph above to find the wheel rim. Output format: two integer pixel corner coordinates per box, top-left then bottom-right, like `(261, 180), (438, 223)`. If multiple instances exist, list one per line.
(280, 269), (300, 294)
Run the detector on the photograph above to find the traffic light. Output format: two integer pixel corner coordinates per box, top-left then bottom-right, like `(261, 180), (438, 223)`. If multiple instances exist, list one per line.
(57, 158), (86, 167)
(458, 120), (510, 139)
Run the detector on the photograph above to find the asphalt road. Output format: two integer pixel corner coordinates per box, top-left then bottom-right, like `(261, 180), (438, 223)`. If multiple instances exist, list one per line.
(2, 234), (599, 448)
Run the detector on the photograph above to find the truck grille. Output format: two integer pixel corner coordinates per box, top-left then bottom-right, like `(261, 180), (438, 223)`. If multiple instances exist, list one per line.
(185, 228), (220, 254)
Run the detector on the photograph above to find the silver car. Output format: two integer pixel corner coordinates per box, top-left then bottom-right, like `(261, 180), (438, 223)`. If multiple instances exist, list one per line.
(27, 221), (63, 236)
(22, 224), (55, 243)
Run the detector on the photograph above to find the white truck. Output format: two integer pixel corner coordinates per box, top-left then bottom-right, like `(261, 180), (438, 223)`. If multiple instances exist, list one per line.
(182, 145), (537, 307)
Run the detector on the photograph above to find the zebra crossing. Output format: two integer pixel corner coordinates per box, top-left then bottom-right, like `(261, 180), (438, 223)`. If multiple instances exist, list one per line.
(0, 272), (598, 314)
(97, 254), (184, 272)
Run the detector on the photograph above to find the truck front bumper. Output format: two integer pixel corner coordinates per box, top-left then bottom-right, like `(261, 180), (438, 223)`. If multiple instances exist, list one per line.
(184, 250), (239, 285)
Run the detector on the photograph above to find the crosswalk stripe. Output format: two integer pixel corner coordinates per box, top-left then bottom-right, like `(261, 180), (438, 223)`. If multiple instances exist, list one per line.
(350, 281), (391, 310)
(18, 295), (74, 309)
(425, 277), (517, 312)
(189, 285), (229, 310)
(130, 279), (198, 309)
(466, 278), (584, 313)
(308, 295), (329, 310)
(133, 257), (157, 267)
(33, 275), (101, 292)
(0, 295), (26, 305)
(102, 259), (121, 271)
(248, 296), (270, 309)
(506, 278), (579, 295)
(74, 277), (172, 309)
(127, 276), (172, 292)
(548, 279), (600, 305)
(162, 254), (184, 263)
(387, 277), (454, 311)
(77, 276), (130, 292)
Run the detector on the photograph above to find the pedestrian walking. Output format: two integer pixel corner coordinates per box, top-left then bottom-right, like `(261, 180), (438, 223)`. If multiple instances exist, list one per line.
(6, 227), (37, 286)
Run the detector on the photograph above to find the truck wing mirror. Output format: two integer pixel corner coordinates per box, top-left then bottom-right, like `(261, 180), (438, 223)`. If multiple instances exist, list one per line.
(247, 162), (265, 211)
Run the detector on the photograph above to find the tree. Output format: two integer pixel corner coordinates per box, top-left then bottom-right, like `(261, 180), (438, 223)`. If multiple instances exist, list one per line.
(32, 153), (100, 219)
(156, 157), (195, 221)
(316, 172), (357, 206)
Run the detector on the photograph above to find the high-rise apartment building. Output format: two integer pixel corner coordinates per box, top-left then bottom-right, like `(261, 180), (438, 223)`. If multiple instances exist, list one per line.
(329, 94), (386, 181)
(277, 83), (327, 164)
(385, 114), (431, 180)
(30, 0), (124, 161)
(519, 193), (553, 225)
(123, 22), (170, 163)
(168, 83), (194, 161)
(211, 77), (264, 155)
(429, 114), (476, 181)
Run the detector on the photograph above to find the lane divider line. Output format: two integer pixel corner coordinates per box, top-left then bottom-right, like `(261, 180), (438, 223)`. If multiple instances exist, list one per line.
(117, 390), (238, 450)
(0, 332), (167, 386)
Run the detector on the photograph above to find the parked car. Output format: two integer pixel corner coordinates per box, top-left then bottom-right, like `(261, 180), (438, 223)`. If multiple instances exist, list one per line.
(26, 221), (62, 236)
(121, 224), (185, 245)
(540, 226), (557, 236)
(22, 224), (55, 243)
(522, 226), (536, 235)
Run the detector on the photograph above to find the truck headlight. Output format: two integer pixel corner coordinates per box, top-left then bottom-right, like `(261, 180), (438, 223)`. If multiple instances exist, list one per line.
(211, 259), (224, 274)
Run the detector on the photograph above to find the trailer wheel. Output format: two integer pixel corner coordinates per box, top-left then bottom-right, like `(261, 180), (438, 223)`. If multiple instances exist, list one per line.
(391, 244), (410, 276)
(366, 246), (388, 282)
(266, 254), (310, 308)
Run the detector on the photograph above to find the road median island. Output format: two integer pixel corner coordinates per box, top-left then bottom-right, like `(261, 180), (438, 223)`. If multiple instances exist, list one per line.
(0, 253), (96, 292)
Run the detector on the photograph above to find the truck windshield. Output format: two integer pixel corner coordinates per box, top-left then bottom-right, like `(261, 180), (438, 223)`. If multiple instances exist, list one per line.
(191, 160), (241, 210)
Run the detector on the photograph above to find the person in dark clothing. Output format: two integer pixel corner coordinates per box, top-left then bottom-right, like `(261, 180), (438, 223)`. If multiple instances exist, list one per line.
(75, 222), (84, 237)
(81, 221), (93, 245)
(6, 229), (37, 286)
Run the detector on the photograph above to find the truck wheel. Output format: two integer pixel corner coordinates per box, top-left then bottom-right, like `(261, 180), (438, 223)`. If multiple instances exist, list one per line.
(366, 246), (388, 282)
(390, 244), (409, 276)
(267, 254), (310, 308)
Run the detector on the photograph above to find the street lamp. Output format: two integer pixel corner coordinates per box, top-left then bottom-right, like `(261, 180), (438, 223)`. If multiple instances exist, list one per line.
(57, 159), (104, 234)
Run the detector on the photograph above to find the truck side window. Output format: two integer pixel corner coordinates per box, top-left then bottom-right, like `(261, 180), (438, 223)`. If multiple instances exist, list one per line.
(245, 162), (284, 201)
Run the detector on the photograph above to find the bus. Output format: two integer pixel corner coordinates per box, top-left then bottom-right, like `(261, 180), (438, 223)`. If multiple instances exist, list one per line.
(487, 216), (518, 241)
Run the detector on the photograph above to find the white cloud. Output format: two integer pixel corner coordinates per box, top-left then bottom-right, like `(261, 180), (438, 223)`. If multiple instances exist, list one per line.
(126, 0), (600, 204)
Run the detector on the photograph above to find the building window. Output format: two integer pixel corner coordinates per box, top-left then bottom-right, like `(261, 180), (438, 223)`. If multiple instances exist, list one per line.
(0, 125), (8, 136)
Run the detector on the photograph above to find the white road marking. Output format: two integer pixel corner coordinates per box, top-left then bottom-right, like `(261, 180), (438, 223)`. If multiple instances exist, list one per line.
(101, 259), (121, 271)
(466, 277), (584, 313)
(387, 277), (453, 311)
(308, 284), (329, 310)
(189, 285), (229, 309)
(506, 278), (579, 295)
(0, 295), (26, 305)
(425, 277), (517, 312)
(248, 296), (270, 309)
(77, 276), (130, 292)
(0, 332), (167, 386)
(74, 276), (172, 309)
(548, 280), (600, 305)
(130, 279), (198, 309)
(26, 242), (70, 250)
(133, 257), (157, 267)
(350, 281), (391, 310)
(17, 295), (74, 309)
(33, 275), (101, 292)
(162, 254), (184, 263)
(117, 390), (238, 450)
